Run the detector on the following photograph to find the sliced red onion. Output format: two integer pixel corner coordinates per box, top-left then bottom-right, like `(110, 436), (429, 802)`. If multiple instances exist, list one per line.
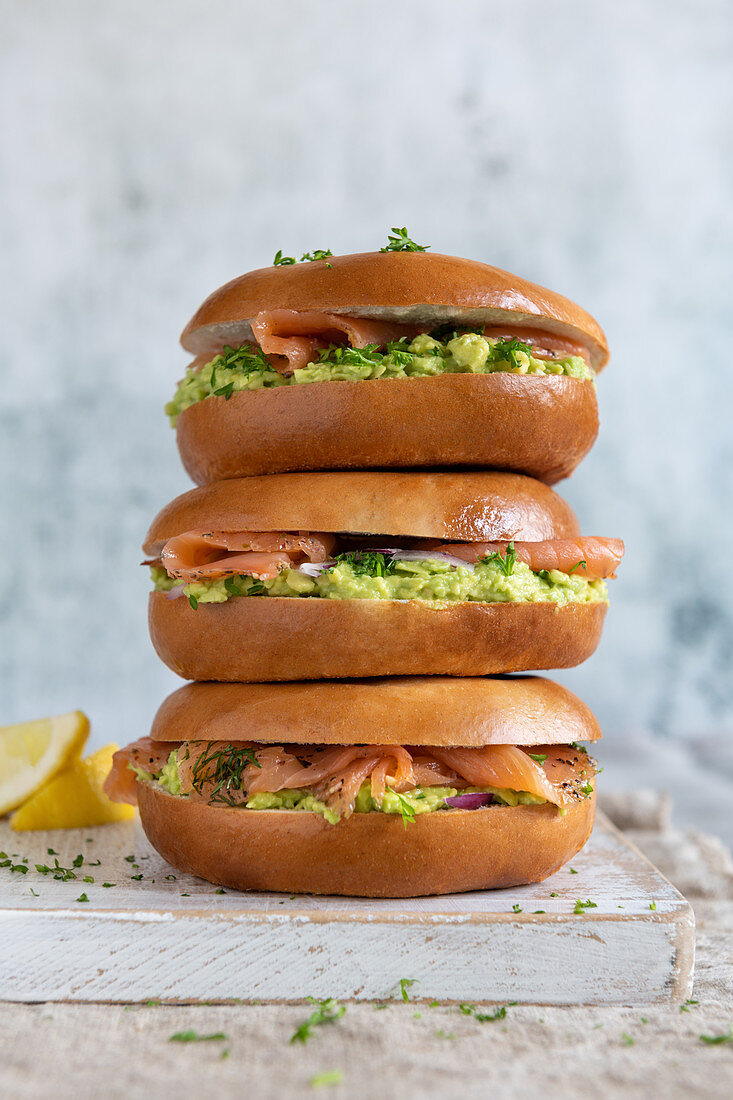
(164, 584), (187, 600)
(444, 792), (494, 810)
(392, 550), (475, 571)
(297, 561), (336, 577)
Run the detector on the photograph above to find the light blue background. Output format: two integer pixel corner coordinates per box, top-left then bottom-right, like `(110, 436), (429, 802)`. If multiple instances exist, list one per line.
(2, 1), (731, 834)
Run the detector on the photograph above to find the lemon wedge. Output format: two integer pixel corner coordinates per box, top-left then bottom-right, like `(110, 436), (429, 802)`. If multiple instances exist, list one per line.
(0, 711), (90, 816)
(10, 744), (135, 830)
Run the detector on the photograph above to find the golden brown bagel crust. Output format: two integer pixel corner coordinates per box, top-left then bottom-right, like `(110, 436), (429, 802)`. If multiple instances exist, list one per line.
(143, 471), (580, 555)
(176, 373), (599, 486)
(180, 251), (608, 372)
(148, 593), (607, 681)
(150, 676), (603, 746)
(138, 783), (596, 896)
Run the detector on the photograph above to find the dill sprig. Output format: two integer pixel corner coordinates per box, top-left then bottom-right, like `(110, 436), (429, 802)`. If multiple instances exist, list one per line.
(479, 540), (517, 577)
(331, 551), (398, 578)
(190, 744), (262, 807)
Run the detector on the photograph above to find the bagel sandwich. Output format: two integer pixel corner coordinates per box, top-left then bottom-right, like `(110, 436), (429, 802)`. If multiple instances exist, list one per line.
(105, 675), (600, 897)
(168, 244), (607, 485)
(144, 471), (623, 682)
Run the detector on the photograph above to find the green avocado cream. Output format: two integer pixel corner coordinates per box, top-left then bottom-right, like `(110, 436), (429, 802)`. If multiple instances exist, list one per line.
(150, 558), (607, 607)
(134, 761), (548, 826)
(165, 331), (593, 425)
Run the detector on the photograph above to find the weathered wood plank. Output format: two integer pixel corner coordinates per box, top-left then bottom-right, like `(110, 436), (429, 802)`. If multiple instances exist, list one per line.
(0, 814), (694, 1004)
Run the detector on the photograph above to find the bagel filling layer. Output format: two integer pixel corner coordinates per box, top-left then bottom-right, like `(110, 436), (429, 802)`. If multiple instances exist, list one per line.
(148, 534), (623, 607)
(106, 739), (597, 825)
(167, 320), (593, 426)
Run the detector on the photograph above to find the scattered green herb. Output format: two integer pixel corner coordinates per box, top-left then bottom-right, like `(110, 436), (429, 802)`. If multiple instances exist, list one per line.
(310, 1070), (343, 1088)
(435, 1030), (457, 1039)
(273, 250), (296, 266)
(290, 997), (346, 1044)
(76, 893), (89, 903)
(649, 901), (657, 911)
(512, 904), (523, 913)
(528, 753), (548, 765)
(399, 978), (417, 1003)
(680, 999), (699, 1013)
(568, 560), (587, 575)
(380, 227), (429, 253)
(188, 594), (198, 610)
(169, 1030), (228, 1043)
(493, 336), (532, 370)
(459, 1003), (508, 1022)
(573, 898), (598, 914)
(622, 1032), (634, 1046)
(386, 786), (416, 828)
(83, 875), (94, 883)
(331, 550), (397, 578)
(699, 1025), (733, 1045)
(570, 867), (578, 874)
(479, 540), (516, 577)
(190, 743), (262, 807)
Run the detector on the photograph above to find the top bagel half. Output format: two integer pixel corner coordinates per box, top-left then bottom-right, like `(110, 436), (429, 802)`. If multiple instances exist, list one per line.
(168, 251), (606, 484)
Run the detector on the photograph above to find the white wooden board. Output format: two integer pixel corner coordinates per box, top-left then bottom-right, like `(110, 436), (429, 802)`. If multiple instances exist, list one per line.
(0, 813), (694, 1005)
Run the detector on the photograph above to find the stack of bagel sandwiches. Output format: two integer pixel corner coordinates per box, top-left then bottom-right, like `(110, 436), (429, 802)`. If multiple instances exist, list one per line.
(106, 237), (623, 897)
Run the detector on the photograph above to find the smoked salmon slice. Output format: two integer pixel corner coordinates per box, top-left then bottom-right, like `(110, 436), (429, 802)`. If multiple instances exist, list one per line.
(106, 739), (594, 819)
(251, 309), (420, 373)
(104, 738), (180, 806)
(160, 530), (336, 582)
(422, 537), (625, 580)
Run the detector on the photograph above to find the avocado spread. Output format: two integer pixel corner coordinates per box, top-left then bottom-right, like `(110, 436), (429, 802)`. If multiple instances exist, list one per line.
(138, 752), (547, 826)
(166, 331), (593, 425)
(151, 557), (608, 607)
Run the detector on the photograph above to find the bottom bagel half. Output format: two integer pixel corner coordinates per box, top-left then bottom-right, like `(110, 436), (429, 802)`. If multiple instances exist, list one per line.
(137, 782), (595, 898)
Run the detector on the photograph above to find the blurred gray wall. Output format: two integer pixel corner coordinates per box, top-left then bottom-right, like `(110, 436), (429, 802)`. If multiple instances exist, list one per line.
(2, 0), (732, 757)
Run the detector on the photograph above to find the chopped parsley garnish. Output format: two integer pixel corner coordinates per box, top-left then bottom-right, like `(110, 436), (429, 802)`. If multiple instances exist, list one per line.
(399, 978), (417, 1002)
(570, 743), (588, 754)
(274, 248), (333, 267)
(169, 1030), (229, 1043)
(573, 898), (598, 914)
(290, 997), (346, 1044)
(479, 541), (516, 576)
(380, 227), (429, 253)
(301, 248), (333, 264)
(528, 753), (548, 765)
(76, 893), (89, 903)
(580, 782), (594, 797)
(492, 336), (532, 369)
(621, 1032), (634, 1046)
(512, 904), (523, 913)
(649, 901), (657, 911)
(680, 999), (699, 1013)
